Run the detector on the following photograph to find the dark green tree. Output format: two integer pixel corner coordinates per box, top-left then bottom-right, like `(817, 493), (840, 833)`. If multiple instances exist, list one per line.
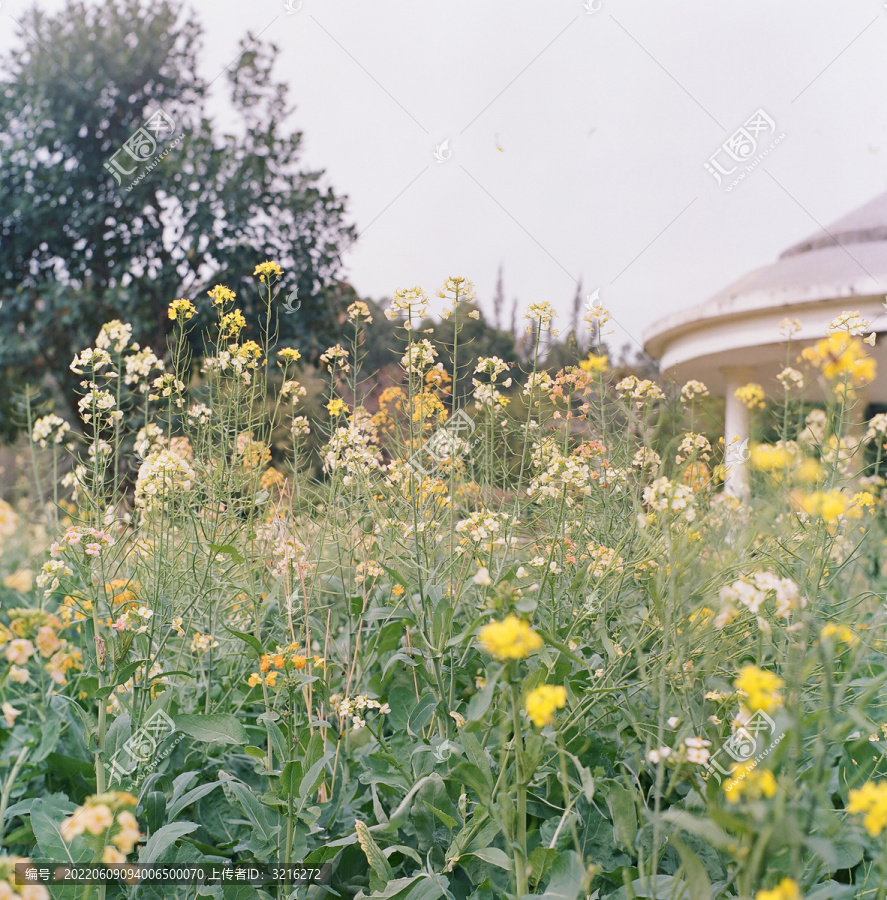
(0, 0), (355, 437)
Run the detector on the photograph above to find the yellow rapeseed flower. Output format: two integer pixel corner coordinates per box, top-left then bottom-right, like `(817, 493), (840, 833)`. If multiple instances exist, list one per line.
(734, 383), (766, 410)
(756, 878), (802, 900)
(525, 684), (567, 727)
(735, 665), (783, 713)
(800, 490), (854, 525)
(207, 284), (236, 307)
(793, 458), (824, 484)
(579, 353), (608, 374)
(802, 333), (875, 386)
(168, 298), (196, 321)
(724, 763), (778, 803)
(478, 615), (543, 660)
(820, 623), (857, 646)
(254, 261), (283, 281)
(847, 780), (887, 836)
(750, 444), (793, 472)
(327, 398), (348, 417)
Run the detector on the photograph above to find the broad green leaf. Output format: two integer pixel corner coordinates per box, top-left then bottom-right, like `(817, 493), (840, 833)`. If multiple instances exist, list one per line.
(223, 625), (263, 658)
(208, 543), (245, 563)
(174, 714), (248, 745)
(605, 782), (637, 852)
(669, 835), (712, 900)
(139, 822), (199, 863)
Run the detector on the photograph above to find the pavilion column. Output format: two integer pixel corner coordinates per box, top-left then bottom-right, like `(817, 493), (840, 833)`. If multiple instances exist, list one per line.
(721, 366), (757, 500)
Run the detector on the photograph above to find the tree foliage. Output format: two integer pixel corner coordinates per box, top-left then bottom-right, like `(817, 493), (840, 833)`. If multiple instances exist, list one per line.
(0, 0), (355, 437)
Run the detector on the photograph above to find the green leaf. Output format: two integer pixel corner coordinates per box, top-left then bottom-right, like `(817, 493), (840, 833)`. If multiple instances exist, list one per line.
(115, 658), (150, 687)
(223, 625), (263, 658)
(662, 810), (735, 852)
(422, 800), (459, 831)
(543, 849), (587, 900)
(364, 874), (449, 900)
(355, 819), (394, 881)
(605, 782), (638, 852)
(407, 693), (439, 737)
(208, 543), (245, 563)
(31, 716), (61, 765)
(174, 714), (248, 745)
(167, 780), (224, 822)
(464, 847), (511, 870)
(669, 835), (712, 900)
(139, 822), (199, 863)
(466, 665), (504, 722)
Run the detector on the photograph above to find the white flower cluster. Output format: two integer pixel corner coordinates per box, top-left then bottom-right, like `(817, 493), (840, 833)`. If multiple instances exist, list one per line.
(355, 561), (384, 584)
(95, 319), (133, 354)
(323, 420), (381, 484)
(798, 409), (828, 447)
(583, 297), (612, 329)
(527, 439), (597, 503)
(455, 509), (512, 544)
(401, 340), (437, 375)
(385, 287), (429, 325)
(36, 559), (74, 595)
(330, 693), (391, 731)
(256, 519), (313, 578)
(31, 414), (70, 448)
(523, 371), (553, 397)
(111, 605), (154, 635)
(717, 571), (804, 621)
(49, 526), (116, 561)
(680, 380), (709, 402)
(134, 423), (166, 459)
(134, 449), (197, 510)
(827, 310), (869, 336)
(70, 348), (114, 375)
(777, 367), (804, 391)
(319, 344), (351, 373)
(616, 376), (665, 407)
(280, 381), (307, 402)
(202, 342), (263, 383)
(124, 346), (165, 391)
(78, 386), (123, 425)
(675, 433), (712, 464)
(642, 477), (696, 522)
(631, 448), (661, 471)
(183, 405), (211, 427)
(865, 413), (887, 443)
(524, 301), (557, 334)
(586, 544), (624, 578)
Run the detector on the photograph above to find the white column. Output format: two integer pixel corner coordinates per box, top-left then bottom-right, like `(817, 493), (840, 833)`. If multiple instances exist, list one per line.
(722, 366), (757, 500)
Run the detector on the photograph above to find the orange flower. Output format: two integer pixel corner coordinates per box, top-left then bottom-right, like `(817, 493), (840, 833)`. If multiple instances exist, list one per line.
(292, 654), (307, 669)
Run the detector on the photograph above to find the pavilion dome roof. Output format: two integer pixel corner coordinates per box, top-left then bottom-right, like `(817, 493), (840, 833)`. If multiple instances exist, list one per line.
(643, 190), (887, 397)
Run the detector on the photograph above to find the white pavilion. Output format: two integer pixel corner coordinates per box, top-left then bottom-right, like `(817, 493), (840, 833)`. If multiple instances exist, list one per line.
(643, 191), (887, 497)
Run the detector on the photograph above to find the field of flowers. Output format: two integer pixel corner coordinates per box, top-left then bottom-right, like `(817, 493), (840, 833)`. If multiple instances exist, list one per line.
(1, 267), (886, 900)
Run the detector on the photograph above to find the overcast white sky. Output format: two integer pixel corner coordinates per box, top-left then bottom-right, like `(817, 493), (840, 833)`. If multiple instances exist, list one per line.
(2, 0), (886, 357)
